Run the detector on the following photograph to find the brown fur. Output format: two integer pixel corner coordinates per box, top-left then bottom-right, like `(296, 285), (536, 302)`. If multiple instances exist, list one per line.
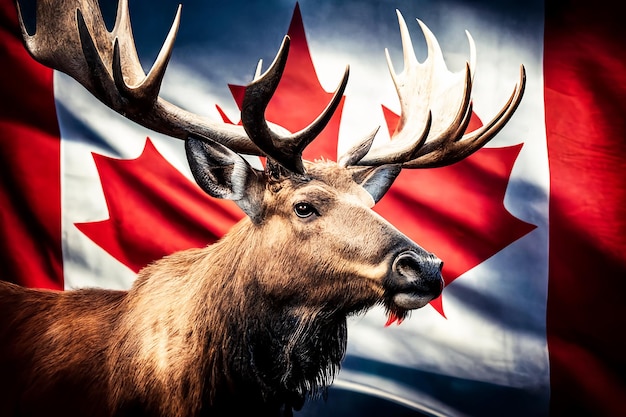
(0, 163), (423, 417)
(5, 0), (521, 411)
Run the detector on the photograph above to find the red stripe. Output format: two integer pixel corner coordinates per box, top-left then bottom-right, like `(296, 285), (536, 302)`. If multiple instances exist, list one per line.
(544, 1), (626, 415)
(0, 0), (63, 290)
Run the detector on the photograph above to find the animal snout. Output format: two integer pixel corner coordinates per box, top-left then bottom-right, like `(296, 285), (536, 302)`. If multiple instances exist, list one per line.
(387, 250), (444, 310)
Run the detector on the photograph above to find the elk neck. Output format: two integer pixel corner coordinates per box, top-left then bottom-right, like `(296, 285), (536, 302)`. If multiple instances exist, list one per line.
(108, 217), (349, 414)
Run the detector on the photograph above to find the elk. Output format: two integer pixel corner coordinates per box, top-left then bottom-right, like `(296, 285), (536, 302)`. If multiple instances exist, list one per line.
(0, 1), (525, 416)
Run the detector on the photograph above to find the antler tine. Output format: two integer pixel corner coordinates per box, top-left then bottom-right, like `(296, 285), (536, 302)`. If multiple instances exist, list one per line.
(241, 36), (350, 175)
(15, 0), (264, 156)
(348, 11), (524, 170)
(111, 1), (180, 104)
(404, 65), (526, 168)
(349, 11), (470, 166)
(337, 126), (380, 167)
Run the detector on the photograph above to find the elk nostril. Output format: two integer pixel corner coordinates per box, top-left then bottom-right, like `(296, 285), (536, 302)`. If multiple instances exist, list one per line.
(391, 251), (443, 292)
(393, 253), (421, 280)
(393, 252), (439, 278)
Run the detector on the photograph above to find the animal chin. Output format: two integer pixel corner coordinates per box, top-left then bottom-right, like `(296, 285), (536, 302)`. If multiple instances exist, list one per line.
(392, 292), (432, 310)
(383, 291), (433, 326)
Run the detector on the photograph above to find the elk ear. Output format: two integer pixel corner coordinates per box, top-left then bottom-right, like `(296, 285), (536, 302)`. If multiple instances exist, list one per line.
(186, 136), (266, 222)
(349, 164), (401, 204)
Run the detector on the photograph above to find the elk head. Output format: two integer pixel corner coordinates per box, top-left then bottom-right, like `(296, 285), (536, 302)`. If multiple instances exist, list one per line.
(16, 0), (525, 323)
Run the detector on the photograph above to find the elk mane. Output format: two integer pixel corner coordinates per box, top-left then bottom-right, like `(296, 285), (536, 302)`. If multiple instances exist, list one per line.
(105, 225), (349, 415)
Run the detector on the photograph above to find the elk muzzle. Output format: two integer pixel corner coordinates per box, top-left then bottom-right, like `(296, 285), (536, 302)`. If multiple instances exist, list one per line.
(386, 250), (444, 310)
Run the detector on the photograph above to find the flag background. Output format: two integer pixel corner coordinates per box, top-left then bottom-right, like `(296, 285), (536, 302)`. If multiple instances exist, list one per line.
(544, 1), (626, 415)
(0, 0), (624, 416)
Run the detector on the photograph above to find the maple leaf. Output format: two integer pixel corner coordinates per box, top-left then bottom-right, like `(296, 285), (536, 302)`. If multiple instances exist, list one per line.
(222, 4), (536, 317)
(379, 111), (536, 317)
(75, 140), (243, 274)
(77, 3), (535, 318)
(374, 143), (535, 317)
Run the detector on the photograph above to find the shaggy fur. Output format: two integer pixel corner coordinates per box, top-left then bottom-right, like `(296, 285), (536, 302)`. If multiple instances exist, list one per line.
(0, 233), (351, 417)
(0, 163), (423, 417)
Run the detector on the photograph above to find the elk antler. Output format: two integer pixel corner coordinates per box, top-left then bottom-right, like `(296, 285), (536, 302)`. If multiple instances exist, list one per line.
(15, 0), (347, 175)
(241, 36), (349, 174)
(16, 0), (262, 154)
(340, 10), (526, 169)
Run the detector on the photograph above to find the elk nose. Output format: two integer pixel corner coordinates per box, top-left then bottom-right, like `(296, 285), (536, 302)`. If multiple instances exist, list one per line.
(388, 251), (444, 309)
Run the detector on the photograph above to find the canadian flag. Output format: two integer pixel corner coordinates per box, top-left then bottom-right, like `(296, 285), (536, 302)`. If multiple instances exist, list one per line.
(0, 0), (624, 416)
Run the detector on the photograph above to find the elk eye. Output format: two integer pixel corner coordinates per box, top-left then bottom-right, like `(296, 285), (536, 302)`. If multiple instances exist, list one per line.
(294, 202), (318, 218)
